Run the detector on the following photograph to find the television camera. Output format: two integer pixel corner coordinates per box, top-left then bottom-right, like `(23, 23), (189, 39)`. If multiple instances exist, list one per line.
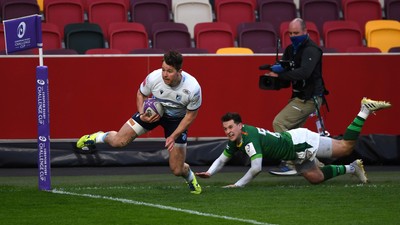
(258, 38), (293, 90)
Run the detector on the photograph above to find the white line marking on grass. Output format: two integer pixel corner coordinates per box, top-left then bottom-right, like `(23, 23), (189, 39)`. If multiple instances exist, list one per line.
(51, 189), (277, 225)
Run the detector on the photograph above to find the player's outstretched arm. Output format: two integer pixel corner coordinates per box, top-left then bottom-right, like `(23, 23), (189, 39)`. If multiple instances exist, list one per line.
(195, 153), (231, 178)
(233, 157), (263, 187)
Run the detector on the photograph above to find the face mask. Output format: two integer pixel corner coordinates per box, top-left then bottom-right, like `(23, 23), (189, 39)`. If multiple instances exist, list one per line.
(290, 34), (308, 48)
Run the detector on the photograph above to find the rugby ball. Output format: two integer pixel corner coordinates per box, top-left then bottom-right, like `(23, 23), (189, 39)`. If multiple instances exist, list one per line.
(143, 98), (164, 117)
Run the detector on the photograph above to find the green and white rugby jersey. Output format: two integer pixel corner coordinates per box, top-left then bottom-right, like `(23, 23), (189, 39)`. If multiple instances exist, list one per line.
(223, 124), (299, 161)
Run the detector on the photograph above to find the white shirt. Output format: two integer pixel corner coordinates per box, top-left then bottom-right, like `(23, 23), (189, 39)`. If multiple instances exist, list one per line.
(140, 69), (202, 117)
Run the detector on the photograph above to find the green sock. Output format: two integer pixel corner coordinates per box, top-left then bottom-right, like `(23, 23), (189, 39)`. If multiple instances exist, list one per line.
(343, 116), (366, 140)
(321, 165), (346, 181)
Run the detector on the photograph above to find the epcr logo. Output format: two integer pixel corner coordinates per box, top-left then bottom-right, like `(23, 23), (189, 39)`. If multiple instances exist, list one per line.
(37, 79), (45, 85)
(17, 22), (26, 39)
(39, 136), (47, 142)
(181, 133), (187, 141)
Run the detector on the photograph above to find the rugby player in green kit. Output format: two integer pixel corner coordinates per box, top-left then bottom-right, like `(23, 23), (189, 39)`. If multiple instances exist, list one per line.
(196, 98), (391, 187)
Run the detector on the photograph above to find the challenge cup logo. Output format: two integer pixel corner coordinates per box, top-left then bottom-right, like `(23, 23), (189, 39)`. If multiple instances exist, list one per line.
(37, 79), (45, 85)
(39, 136), (47, 142)
(17, 22), (26, 39)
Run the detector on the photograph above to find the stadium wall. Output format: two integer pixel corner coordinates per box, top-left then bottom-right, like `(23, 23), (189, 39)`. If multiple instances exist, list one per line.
(0, 54), (398, 139)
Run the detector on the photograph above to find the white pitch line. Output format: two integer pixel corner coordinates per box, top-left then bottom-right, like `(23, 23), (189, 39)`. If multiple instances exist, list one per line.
(51, 189), (277, 225)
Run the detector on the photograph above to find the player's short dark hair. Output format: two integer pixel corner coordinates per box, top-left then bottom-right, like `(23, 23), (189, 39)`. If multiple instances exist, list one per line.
(221, 112), (242, 124)
(163, 50), (183, 71)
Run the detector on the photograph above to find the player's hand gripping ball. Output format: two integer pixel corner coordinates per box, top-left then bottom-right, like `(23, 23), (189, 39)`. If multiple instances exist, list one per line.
(143, 98), (164, 117)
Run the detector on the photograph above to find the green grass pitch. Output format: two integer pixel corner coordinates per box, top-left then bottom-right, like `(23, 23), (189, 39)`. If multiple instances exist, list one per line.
(1, 167), (399, 225)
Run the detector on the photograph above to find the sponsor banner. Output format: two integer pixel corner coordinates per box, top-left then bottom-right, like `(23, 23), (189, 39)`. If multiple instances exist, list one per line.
(3, 14), (42, 54)
(36, 66), (51, 191)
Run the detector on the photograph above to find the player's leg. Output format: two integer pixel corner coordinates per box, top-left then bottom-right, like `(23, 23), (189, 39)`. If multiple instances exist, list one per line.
(169, 143), (188, 176)
(76, 113), (153, 149)
(298, 161), (324, 184)
(315, 137), (368, 183)
(103, 122), (138, 147)
(300, 159), (368, 184)
(76, 120), (139, 149)
(169, 143), (201, 194)
(330, 97), (391, 158)
(313, 97), (392, 183)
(162, 118), (201, 194)
(293, 129), (367, 184)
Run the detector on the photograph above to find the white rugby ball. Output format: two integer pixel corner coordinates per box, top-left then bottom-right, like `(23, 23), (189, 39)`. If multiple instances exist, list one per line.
(143, 98), (164, 117)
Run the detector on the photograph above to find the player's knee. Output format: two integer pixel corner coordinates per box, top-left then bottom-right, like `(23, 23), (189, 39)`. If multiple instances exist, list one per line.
(303, 171), (324, 184)
(340, 140), (355, 156)
(170, 167), (184, 176)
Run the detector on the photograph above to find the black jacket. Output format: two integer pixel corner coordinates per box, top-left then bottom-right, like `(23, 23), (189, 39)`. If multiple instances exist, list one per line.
(278, 37), (325, 100)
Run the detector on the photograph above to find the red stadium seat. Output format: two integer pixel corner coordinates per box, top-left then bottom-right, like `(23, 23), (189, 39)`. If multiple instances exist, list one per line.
(130, 0), (170, 36)
(194, 22), (235, 53)
(42, 22), (62, 51)
(44, 0), (85, 38)
(258, 0), (297, 34)
(237, 22), (278, 53)
(152, 22), (191, 51)
(81, 0), (130, 11)
(1, 0), (39, 21)
(323, 20), (363, 52)
(87, 0), (128, 41)
(342, 0), (382, 36)
(300, 0), (340, 35)
(108, 22), (149, 54)
(214, 0), (256, 38)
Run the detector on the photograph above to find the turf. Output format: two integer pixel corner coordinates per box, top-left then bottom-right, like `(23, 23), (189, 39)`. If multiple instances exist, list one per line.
(1, 169), (399, 225)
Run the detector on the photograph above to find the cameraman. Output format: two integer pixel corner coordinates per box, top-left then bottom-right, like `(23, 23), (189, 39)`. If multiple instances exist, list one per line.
(267, 18), (327, 176)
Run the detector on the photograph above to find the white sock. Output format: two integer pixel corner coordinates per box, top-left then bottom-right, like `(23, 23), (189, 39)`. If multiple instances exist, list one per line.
(358, 106), (370, 119)
(345, 165), (355, 174)
(185, 169), (194, 182)
(96, 132), (108, 144)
